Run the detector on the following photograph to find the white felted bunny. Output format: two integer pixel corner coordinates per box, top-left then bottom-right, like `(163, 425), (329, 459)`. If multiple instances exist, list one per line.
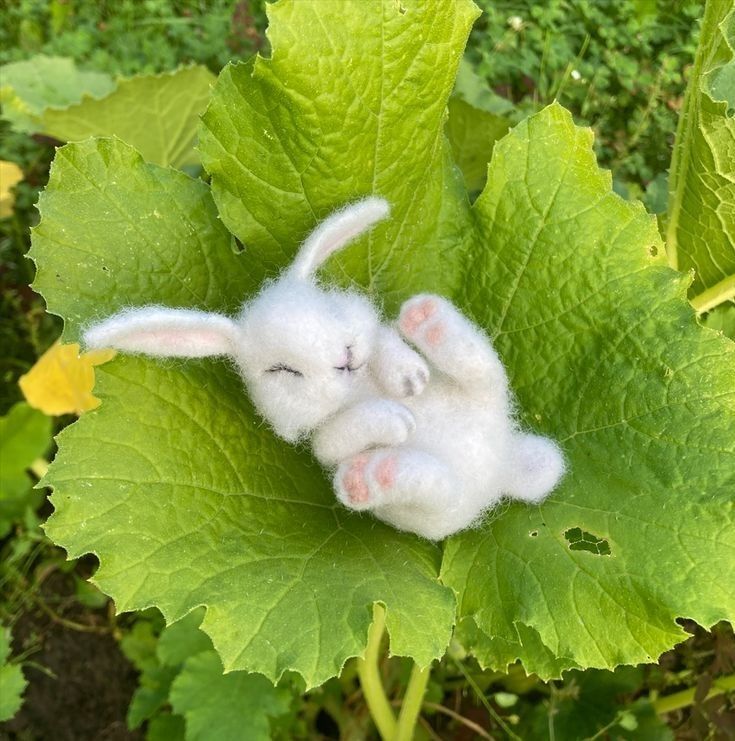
(84, 197), (564, 540)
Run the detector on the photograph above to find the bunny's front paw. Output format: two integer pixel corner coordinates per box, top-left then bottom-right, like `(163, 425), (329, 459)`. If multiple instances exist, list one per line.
(382, 355), (429, 398)
(371, 399), (416, 444)
(399, 295), (445, 346)
(373, 328), (430, 399)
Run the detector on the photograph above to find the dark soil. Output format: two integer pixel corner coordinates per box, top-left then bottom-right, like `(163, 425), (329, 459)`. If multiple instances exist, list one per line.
(0, 560), (141, 741)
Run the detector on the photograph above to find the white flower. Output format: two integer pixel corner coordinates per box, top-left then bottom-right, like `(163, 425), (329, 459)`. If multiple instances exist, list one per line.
(571, 69), (582, 81)
(508, 15), (524, 31)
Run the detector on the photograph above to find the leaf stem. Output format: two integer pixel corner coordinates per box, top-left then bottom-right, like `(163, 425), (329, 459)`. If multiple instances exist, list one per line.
(690, 274), (735, 314)
(653, 673), (735, 715)
(356, 604), (396, 740)
(394, 662), (432, 741)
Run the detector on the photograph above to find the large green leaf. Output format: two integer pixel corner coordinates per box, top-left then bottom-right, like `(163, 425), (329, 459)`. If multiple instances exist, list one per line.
(667, 2), (735, 309)
(39, 67), (216, 168)
(443, 104), (735, 674)
(0, 56), (114, 133)
(34, 0), (735, 689)
(30, 138), (250, 340)
(1, 59), (214, 168)
(198, 0), (480, 303)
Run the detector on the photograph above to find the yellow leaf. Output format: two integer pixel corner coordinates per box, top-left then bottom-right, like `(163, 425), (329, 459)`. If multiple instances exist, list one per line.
(0, 160), (24, 218)
(19, 342), (116, 416)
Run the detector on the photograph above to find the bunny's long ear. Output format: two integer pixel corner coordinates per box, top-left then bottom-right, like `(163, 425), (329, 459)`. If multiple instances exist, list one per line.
(83, 307), (239, 358)
(289, 196), (390, 280)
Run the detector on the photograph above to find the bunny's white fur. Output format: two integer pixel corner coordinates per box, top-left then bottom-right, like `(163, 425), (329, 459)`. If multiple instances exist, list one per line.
(84, 197), (564, 540)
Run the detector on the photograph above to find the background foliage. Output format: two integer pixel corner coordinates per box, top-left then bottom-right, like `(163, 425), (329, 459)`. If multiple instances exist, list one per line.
(1, 1), (733, 739)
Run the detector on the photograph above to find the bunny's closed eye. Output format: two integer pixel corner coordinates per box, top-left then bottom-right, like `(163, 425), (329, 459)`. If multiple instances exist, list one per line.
(266, 363), (303, 377)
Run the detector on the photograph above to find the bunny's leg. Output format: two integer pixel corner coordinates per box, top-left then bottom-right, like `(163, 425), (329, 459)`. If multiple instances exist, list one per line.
(398, 294), (508, 401)
(504, 434), (565, 503)
(312, 399), (415, 466)
(335, 447), (456, 514)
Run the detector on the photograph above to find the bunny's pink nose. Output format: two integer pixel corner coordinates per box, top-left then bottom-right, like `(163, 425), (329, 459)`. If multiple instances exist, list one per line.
(335, 345), (359, 372)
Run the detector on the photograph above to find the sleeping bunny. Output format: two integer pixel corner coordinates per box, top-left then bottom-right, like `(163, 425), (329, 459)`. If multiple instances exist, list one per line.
(84, 197), (564, 540)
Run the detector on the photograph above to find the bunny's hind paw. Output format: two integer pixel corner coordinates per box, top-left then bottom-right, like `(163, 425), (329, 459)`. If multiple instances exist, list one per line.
(336, 452), (398, 511)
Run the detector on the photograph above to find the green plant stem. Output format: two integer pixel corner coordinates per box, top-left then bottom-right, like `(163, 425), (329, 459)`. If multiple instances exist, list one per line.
(454, 660), (522, 741)
(394, 663), (432, 741)
(553, 33), (590, 103)
(690, 274), (735, 314)
(420, 702), (493, 740)
(653, 673), (735, 715)
(356, 604), (396, 740)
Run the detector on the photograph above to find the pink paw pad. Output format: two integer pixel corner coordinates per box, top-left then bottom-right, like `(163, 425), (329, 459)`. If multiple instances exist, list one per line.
(342, 455), (370, 504)
(375, 456), (397, 490)
(425, 321), (445, 346)
(400, 299), (437, 334)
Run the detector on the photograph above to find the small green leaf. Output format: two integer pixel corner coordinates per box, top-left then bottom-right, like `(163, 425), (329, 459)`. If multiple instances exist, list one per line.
(157, 610), (212, 667)
(128, 664), (179, 730)
(169, 650), (290, 741)
(667, 2), (735, 304)
(0, 402), (50, 499)
(147, 714), (186, 741)
(703, 303), (735, 339)
(518, 667), (672, 740)
(0, 627), (27, 722)
(0, 56), (114, 133)
(120, 619), (162, 674)
(0, 402), (51, 537)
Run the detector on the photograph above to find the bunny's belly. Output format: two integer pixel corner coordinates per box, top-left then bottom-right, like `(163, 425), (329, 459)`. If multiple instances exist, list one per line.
(401, 379), (512, 504)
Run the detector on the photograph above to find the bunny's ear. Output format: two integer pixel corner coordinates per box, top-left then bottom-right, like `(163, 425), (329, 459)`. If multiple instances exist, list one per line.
(83, 307), (239, 358)
(289, 196), (390, 280)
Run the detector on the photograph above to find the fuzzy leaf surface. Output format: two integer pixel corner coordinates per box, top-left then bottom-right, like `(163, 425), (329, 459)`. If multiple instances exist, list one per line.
(30, 138), (251, 342)
(34, 0), (735, 687)
(667, 3), (735, 302)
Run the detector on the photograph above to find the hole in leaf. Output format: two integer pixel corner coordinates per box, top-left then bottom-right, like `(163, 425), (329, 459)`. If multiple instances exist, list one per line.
(101, 265), (109, 272)
(398, 2), (407, 14)
(232, 236), (246, 254)
(529, 530), (539, 537)
(648, 244), (658, 257)
(564, 527), (611, 556)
